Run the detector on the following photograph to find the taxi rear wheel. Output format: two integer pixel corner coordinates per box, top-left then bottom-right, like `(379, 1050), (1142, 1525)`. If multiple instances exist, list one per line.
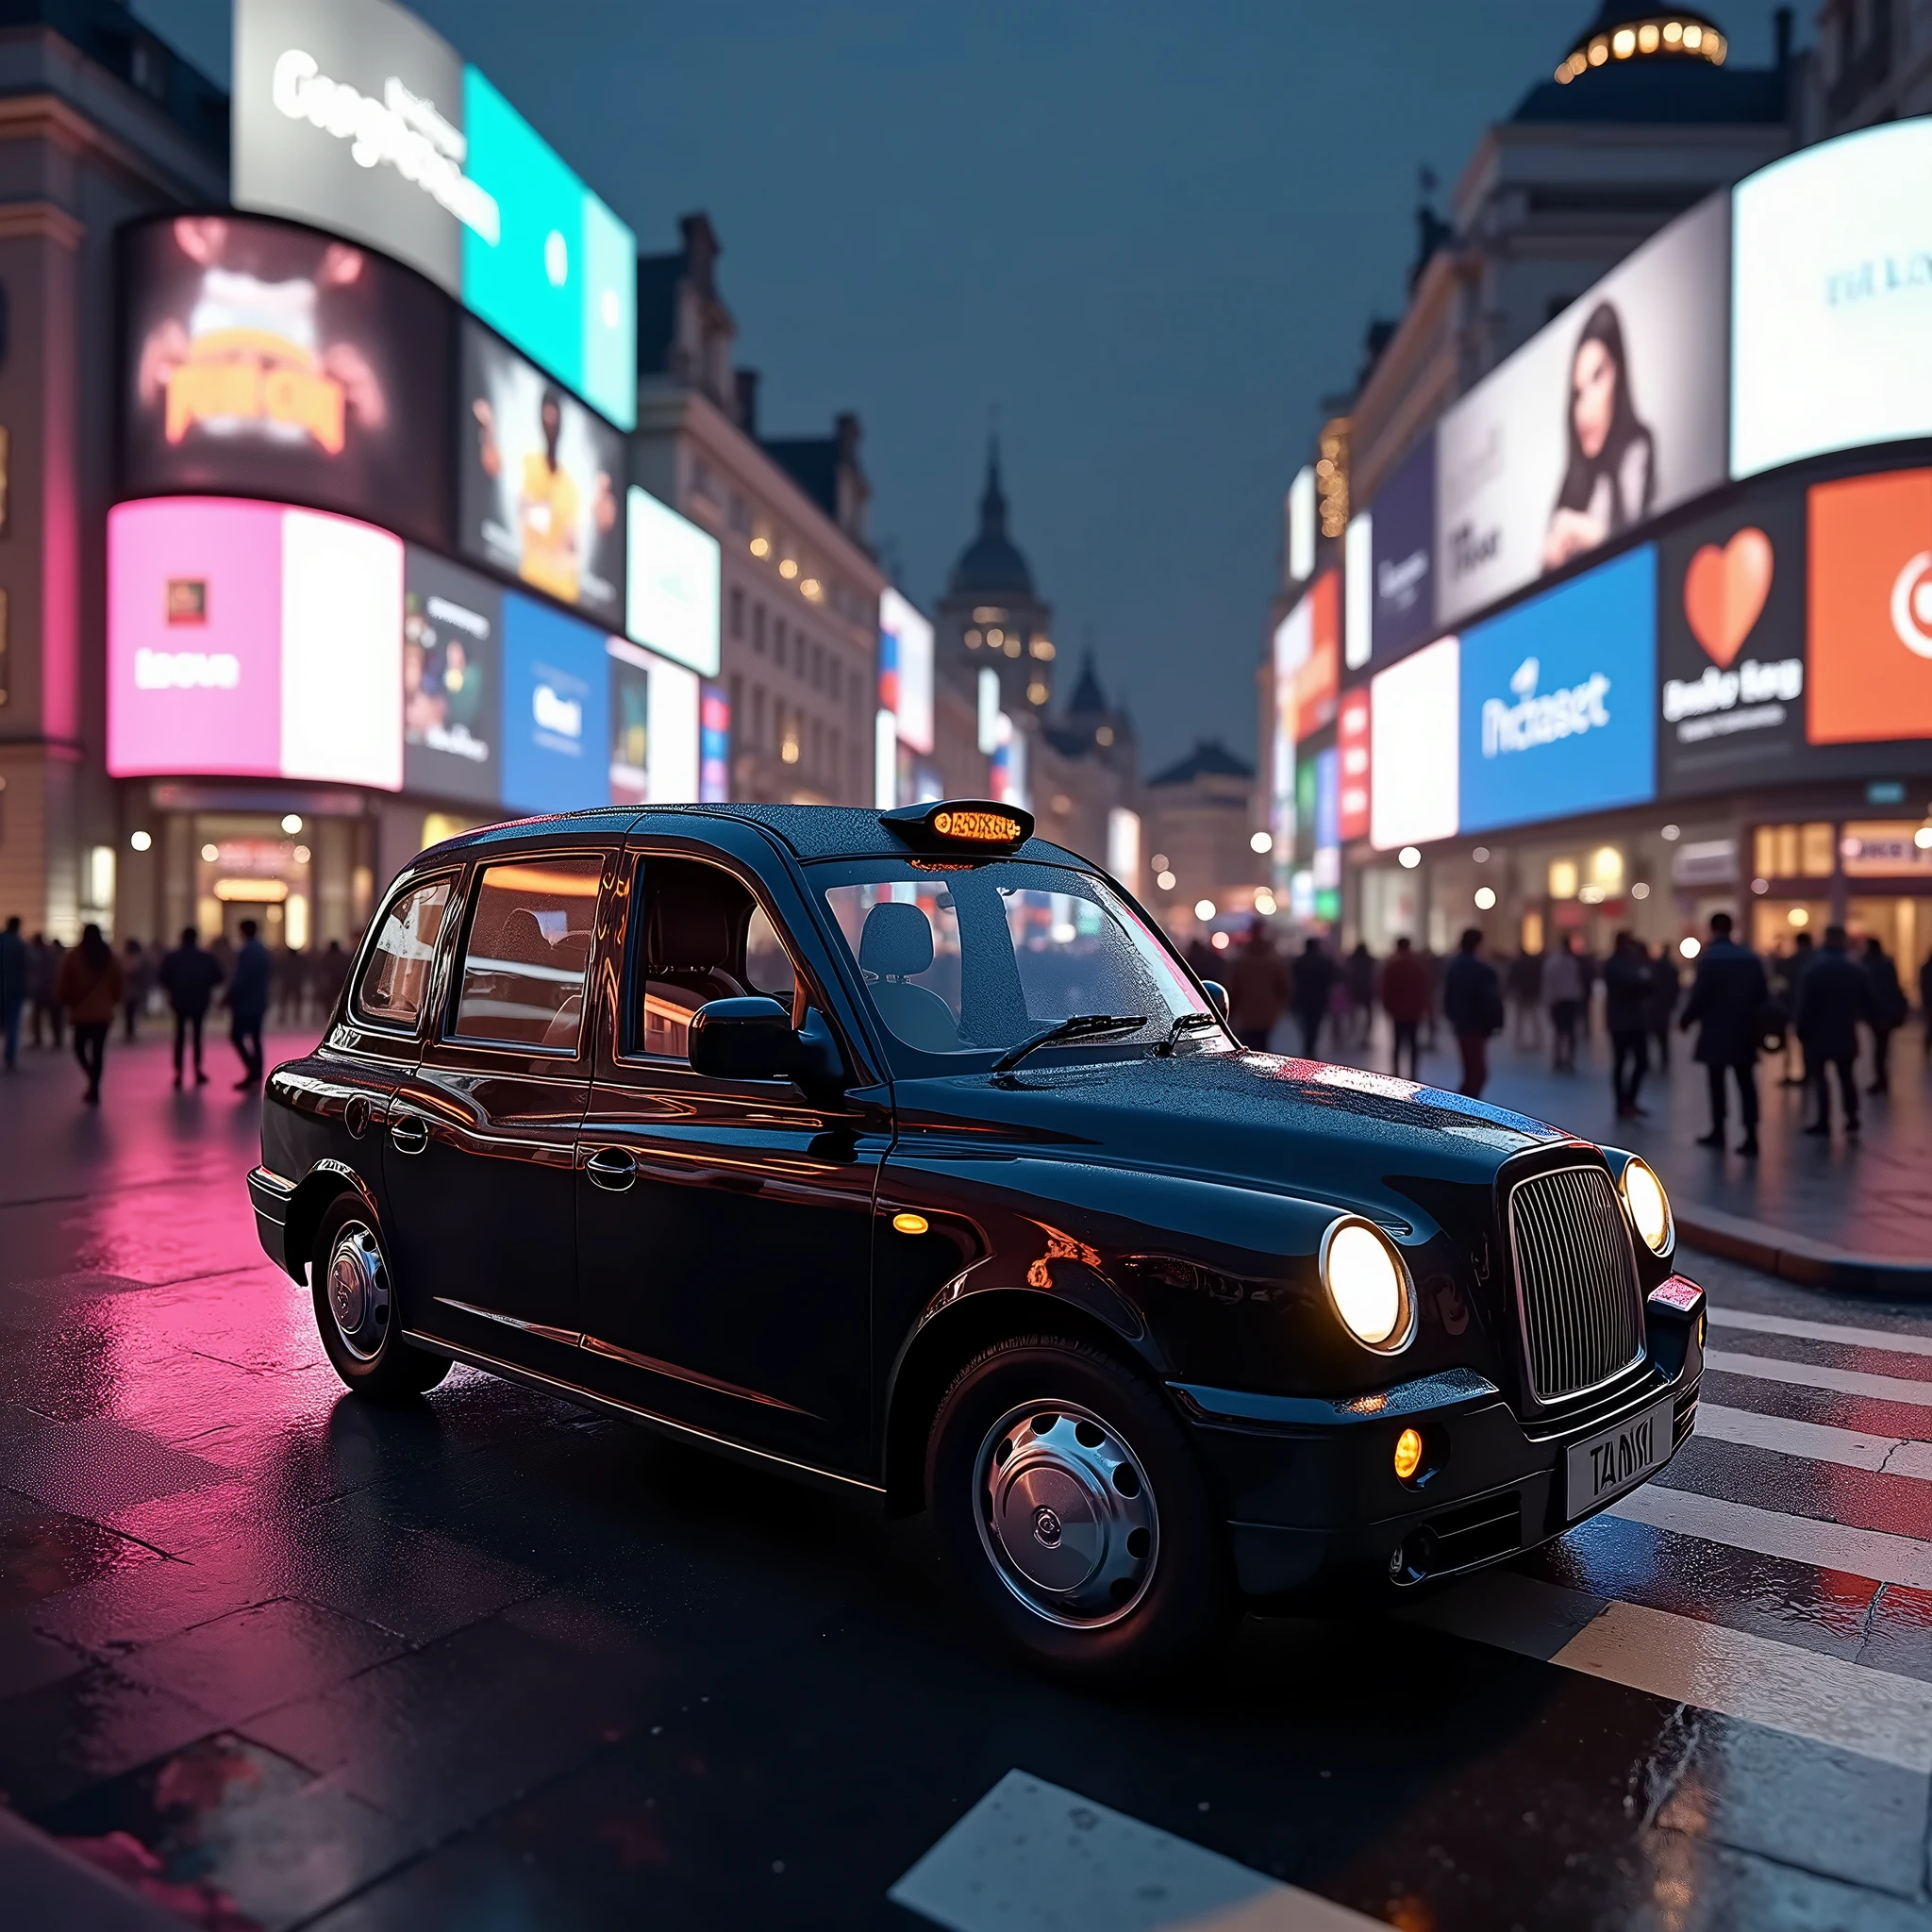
(927, 1335), (1230, 1677)
(310, 1196), (450, 1401)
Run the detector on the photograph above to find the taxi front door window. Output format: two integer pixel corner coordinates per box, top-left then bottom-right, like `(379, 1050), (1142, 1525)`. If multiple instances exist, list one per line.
(634, 858), (797, 1059)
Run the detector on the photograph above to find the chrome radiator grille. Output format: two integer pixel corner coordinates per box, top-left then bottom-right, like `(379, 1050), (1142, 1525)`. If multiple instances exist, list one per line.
(1507, 1165), (1643, 1402)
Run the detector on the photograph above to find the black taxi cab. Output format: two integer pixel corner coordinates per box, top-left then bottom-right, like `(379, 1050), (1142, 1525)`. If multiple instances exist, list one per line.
(248, 799), (1703, 1674)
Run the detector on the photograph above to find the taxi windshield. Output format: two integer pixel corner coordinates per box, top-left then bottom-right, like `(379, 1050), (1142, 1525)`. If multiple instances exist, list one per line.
(815, 859), (1216, 1071)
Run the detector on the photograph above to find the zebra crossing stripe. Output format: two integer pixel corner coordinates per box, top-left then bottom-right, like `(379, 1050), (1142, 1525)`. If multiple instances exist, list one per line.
(889, 1769), (1383, 1931)
(1704, 1349), (1932, 1408)
(1609, 1481), (1932, 1589)
(1695, 1401), (1932, 1476)
(1707, 1307), (1932, 1359)
(1407, 1572), (1932, 1774)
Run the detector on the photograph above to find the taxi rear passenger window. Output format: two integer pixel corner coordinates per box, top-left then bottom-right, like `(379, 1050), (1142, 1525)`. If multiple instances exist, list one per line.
(452, 858), (603, 1051)
(354, 877), (452, 1027)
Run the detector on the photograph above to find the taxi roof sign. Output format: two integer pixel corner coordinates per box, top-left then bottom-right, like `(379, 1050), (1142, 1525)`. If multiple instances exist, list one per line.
(880, 799), (1034, 851)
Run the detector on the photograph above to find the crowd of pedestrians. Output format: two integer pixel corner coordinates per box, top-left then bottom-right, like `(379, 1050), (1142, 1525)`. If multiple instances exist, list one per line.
(0, 918), (353, 1104)
(1195, 914), (1931, 1136)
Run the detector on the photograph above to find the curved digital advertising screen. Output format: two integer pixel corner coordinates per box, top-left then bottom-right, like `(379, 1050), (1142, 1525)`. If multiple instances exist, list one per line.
(121, 213), (452, 549)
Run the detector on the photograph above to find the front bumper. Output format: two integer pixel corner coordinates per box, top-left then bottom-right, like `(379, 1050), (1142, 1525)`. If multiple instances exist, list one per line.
(247, 1165), (295, 1276)
(1174, 1277), (1706, 1603)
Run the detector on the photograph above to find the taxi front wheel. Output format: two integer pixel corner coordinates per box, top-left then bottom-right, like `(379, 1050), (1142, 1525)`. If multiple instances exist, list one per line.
(927, 1335), (1231, 1677)
(310, 1196), (451, 1401)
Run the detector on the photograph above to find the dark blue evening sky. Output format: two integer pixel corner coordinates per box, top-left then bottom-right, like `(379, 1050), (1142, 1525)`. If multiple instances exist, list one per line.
(136, 1), (1798, 770)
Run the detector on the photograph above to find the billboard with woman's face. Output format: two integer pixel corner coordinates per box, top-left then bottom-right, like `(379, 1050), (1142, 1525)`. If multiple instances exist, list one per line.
(1436, 192), (1729, 627)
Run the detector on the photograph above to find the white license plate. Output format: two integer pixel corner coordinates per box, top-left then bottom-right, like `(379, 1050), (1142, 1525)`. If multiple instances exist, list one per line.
(1565, 1394), (1674, 1521)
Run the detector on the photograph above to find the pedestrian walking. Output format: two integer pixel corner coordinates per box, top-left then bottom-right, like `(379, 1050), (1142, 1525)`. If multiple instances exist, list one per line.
(1290, 937), (1340, 1059)
(1507, 947), (1544, 1049)
(276, 943), (309, 1025)
(1419, 946), (1442, 1049)
(1861, 935), (1907, 1095)
(1776, 930), (1815, 1087)
(1344, 941), (1375, 1048)
(314, 938), (353, 1018)
(0, 915), (25, 1071)
(1604, 931), (1655, 1119)
(1679, 911), (1769, 1156)
(1646, 942), (1681, 1071)
(1544, 936), (1585, 1071)
(55, 923), (125, 1105)
(1441, 927), (1504, 1099)
(1796, 925), (1875, 1138)
(227, 917), (272, 1090)
(121, 937), (151, 1041)
(158, 926), (223, 1088)
(1224, 921), (1290, 1051)
(27, 934), (65, 1049)
(1379, 937), (1429, 1080)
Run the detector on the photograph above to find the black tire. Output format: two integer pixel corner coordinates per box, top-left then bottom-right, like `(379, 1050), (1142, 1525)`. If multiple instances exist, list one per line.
(310, 1194), (450, 1400)
(926, 1334), (1231, 1678)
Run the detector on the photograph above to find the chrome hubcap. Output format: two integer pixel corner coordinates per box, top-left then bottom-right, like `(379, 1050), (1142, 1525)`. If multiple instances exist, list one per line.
(325, 1223), (390, 1361)
(974, 1401), (1158, 1627)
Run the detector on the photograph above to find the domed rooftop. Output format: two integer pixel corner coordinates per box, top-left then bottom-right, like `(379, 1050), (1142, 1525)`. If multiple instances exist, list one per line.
(1554, 7), (1727, 86)
(947, 441), (1035, 597)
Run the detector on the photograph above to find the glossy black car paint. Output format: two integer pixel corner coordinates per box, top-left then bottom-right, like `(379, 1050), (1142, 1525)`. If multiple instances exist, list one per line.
(250, 804), (1702, 1606)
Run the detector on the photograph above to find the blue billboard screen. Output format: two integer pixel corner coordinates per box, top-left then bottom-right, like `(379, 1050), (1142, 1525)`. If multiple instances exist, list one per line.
(501, 591), (610, 812)
(1457, 545), (1657, 835)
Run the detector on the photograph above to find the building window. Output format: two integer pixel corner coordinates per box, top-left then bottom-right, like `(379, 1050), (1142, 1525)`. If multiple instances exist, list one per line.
(810, 718), (824, 775)
(729, 587), (744, 640)
(774, 622), (787, 670)
(729, 671), (743, 741)
(753, 603), (766, 653)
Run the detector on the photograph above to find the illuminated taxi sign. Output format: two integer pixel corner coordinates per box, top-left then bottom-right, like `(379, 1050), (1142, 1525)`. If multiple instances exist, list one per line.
(881, 798), (1035, 851)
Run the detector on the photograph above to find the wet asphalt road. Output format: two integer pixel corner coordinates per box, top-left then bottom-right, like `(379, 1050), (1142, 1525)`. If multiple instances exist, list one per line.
(1, 1025), (1930, 1930)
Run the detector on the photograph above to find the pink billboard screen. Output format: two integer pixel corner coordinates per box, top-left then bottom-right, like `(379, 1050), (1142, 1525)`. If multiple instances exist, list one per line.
(108, 497), (404, 789)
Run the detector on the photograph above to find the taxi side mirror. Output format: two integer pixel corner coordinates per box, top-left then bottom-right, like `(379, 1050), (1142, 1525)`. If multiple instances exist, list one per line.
(689, 997), (844, 1091)
(1201, 979), (1229, 1018)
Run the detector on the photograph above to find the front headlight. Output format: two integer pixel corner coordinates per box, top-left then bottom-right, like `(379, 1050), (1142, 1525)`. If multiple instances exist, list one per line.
(1620, 1158), (1673, 1257)
(1321, 1218), (1413, 1352)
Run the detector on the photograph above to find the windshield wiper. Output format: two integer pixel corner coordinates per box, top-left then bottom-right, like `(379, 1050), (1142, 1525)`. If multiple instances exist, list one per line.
(1155, 1011), (1220, 1057)
(992, 1012), (1148, 1074)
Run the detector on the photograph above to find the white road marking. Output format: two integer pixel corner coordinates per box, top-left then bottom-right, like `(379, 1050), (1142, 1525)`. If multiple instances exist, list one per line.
(1707, 1307), (1932, 1359)
(1609, 1481), (1932, 1589)
(1695, 1402), (1932, 1475)
(1704, 1349), (1932, 1408)
(889, 1769), (1382, 1932)
(1408, 1572), (1932, 1774)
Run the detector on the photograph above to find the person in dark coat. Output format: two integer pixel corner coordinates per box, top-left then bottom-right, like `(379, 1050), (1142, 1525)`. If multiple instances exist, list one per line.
(1224, 922), (1291, 1051)
(1289, 938), (1339, 1059)
(0, 915), (26, 1071)
(55, 923), (125, 1105)
(226, 917), (273, 1090)
(1603, 931), (1655, 1119)
(27, 933), (64, 1049)
(158, 926), (224, 1088)
(1796, 925), (1875, 1137)
(1379, 937), (1430, 1080)
(1507, 947), (1544, 1048)
(1441, 927), (1504, 1099)
(1861, 936), (1907, 1095)
(1646, 942), (1681, 1071)
(121, 938), (151, 1041)
(1775, 930), (1815, 1087)
(1679, 911), (1769, 1156)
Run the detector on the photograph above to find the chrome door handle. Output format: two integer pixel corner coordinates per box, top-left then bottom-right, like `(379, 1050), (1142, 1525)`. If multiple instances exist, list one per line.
(390, 1114), (429, 1157)
(585, 1147), (638, 1191)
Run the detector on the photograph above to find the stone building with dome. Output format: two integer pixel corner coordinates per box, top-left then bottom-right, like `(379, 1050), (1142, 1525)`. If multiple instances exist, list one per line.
(936, 443), (1059, 721)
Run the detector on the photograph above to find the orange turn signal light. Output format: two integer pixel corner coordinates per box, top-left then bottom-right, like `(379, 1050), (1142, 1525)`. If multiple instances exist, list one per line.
(1393, 1427), (1424, 1482)
(892, 1212), (929, 1236)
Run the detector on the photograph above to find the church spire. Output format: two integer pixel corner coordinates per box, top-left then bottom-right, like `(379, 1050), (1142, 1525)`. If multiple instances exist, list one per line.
(979, 435), (1008, 542)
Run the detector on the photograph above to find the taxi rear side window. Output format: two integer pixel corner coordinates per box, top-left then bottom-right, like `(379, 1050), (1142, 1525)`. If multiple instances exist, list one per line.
(451, 858), (603, 1051)
(353, 877), (452, 1028)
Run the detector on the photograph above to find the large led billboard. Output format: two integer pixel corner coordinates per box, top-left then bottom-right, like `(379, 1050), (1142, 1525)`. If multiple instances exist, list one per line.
(607, 637), (701, 806)
(121, 214), (452, 549)
(1657, 489), (1806, 799)
(233, 0), (636, 428)
(625, 487), (721, 678)
(1807, 469), (1932, 748)
(1457, 544), (1657, 836)
(458, 320), (625, 630)
(1733, 120), (1932, 479)
(1337, 686), (1371, 843)
(499, 591), (608, 813)
(879, 587), (936, 757)
(108, 497), (403, 791)
(1370, 636), (1458, 852)
(1437, 192), (1728, 628)
(404, 548), (501, 805)
(1367, 433), (1436, 665)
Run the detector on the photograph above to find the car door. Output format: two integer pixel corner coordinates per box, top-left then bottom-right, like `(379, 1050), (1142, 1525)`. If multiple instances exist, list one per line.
(385, 844), (615, 1368)
(574, 833), (888, 1470)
